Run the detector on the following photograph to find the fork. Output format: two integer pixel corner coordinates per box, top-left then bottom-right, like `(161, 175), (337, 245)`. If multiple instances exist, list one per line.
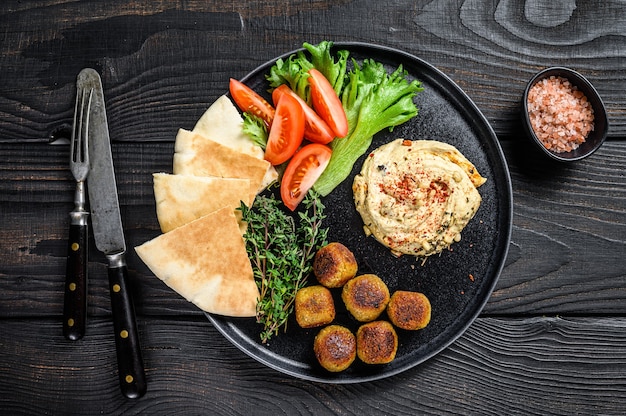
(63, 86), (93, 341)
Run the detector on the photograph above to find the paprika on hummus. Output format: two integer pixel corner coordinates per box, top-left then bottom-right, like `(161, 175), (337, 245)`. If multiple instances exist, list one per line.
(353, 139), (486, 257)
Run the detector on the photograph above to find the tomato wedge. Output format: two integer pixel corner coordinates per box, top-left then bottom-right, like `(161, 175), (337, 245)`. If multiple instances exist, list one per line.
(281, 143), (332, 211)
(229, 78), (275, 126)
(264, 93), (305, 165)
(272, 85), (335, 145)
(308, 68), (349, 138)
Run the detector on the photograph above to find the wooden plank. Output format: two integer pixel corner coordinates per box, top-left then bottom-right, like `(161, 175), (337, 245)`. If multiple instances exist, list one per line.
(0, 1), (625, 414)
(0, 141), (624, 318)
(487, 140), (626, 314)
(0, 1), (625, 144)
(0, 316), (625, 415)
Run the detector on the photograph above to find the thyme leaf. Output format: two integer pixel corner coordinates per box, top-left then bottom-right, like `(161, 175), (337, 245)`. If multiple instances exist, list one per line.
(240, 188), (328, 343)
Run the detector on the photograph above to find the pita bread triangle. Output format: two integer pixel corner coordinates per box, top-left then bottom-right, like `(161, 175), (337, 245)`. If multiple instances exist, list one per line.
(173, 128), (275, 201)
(152, 173), (250, 233)
(188, 94), (277, 190)
(192, 95), (265, 159)
(135, 206), (259, 317)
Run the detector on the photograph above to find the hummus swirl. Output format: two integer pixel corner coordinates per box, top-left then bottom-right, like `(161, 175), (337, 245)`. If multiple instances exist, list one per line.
(353, 139), (486, 257)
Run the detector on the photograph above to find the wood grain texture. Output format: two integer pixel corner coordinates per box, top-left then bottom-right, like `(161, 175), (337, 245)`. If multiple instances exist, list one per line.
(1, 317), (625, 415)
(1, 1), (626, 414)
(487, 141), (626, 315)
(1, 0), (625, 144)
(1, 141), (624, 318)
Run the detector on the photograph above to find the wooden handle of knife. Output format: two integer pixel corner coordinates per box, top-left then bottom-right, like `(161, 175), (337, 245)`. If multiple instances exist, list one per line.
(108, 264), (147, 399)
(63, 222), (88, 340)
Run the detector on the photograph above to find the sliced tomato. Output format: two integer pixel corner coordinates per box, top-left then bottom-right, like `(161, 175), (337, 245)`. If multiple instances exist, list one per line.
(281, 143), (332, 211)
(272, 85), (335, 145)
(229, 78), (275, 126)
(264, 93), (305, 165)
(308, 68), (349, 138)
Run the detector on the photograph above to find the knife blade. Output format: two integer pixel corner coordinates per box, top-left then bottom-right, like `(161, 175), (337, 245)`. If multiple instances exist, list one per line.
(85, 68), (147, 399)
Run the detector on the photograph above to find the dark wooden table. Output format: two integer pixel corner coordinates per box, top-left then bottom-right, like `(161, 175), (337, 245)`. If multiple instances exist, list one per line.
(2, 1), (625, 414)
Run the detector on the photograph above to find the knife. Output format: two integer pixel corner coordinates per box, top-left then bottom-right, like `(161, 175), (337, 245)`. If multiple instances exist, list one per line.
(84, 68), (147, 399)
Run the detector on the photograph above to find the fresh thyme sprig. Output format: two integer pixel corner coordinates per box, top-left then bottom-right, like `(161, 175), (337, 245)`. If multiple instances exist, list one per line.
(241, 189), (328, 343)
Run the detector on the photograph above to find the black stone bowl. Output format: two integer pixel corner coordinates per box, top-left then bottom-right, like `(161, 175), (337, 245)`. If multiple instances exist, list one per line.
(521, 67), (608, 162)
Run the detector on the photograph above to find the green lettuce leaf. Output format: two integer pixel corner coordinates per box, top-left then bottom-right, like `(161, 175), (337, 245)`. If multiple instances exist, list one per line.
(263, 41), (423, 196)
(313, 60), (423, 196)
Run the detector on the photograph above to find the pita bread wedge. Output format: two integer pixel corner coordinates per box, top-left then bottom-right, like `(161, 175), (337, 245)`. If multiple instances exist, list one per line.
(153, 173), (250, 233)
(135, 207), (259, 317)
(192, 95), (277, 188)
(193, 95), (265, 159)
(173, 128), (275, 200)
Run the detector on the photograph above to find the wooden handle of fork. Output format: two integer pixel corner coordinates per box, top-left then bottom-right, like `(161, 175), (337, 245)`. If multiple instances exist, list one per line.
(63, 213), (88, 341)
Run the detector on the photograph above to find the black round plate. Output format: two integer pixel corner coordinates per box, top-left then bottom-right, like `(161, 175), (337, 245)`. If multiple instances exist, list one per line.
(207, 42), (513, 383)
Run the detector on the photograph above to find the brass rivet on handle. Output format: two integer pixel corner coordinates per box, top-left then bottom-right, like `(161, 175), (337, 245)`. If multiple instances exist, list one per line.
(69, 282), (76, 291)
(113, 284), (121, 293)
(120, 330), (128, 339)
(68, 318), (75, 327)
(125, 375), (134, 384)
(71, 243), (79, 251)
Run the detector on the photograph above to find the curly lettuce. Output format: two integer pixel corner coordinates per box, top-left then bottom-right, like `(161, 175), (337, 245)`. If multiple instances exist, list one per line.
(263, 41), (423, 196)
(315, 59), (423, 196)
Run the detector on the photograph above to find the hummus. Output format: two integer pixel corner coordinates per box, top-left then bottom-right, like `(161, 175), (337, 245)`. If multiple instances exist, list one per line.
(353, 139), (486, 257)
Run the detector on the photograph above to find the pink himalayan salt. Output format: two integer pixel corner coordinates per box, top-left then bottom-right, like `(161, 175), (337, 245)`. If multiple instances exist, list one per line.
(527, 75), (595, 153)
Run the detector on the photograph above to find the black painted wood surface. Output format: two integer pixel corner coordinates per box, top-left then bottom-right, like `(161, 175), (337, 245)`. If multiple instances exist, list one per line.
(1, 1), (625, 415)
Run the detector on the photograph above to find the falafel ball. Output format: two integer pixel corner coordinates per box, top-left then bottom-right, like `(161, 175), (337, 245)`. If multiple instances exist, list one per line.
(356, 320), (398, 364)
(386, 290), (431, 330)
(342, 274), (390, 322)
(313, 242), (358, 288)
(313, 325), (357, 372)
(295, 285), (336, 328)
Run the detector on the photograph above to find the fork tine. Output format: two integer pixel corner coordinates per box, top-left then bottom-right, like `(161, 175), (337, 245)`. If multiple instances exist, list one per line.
(71, 88), (93, 166)
(81, 89), (93, 165)
(70, 90), (80, 163)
